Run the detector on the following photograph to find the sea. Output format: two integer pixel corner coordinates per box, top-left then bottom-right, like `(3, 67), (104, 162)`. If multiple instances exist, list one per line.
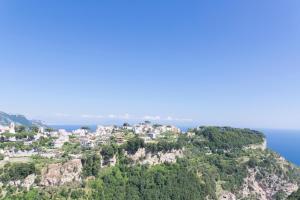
(50, 125), (300, 166)
(261, 129), (300, 166)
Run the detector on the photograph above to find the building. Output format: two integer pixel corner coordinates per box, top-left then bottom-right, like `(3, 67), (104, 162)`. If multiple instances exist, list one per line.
(72, 129), (88, 136)
(54, 134), (70, 148)
(0, 123), (15, 134)
(38, 127), (45, 133)
(80, 136), (95, 148)
(53, 129), (72, 148)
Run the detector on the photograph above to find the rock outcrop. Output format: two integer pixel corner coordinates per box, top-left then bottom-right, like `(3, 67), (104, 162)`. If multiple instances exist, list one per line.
(40, 159), (82, 187)
(219, 191), (236, 200)
(244, 139), (267, 151)
(126, 148), (184, 166)
(22, 174), (36, 190)
(238, 168), (298, 200)
(101, 155), (117, 167)
(7, 174), (36, 190)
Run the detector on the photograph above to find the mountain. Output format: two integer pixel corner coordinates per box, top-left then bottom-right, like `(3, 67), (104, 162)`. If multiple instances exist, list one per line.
(0, 111), (46, 127)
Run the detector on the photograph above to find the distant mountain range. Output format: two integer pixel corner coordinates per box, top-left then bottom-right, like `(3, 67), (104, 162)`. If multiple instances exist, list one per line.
(0, 111), (47, 127)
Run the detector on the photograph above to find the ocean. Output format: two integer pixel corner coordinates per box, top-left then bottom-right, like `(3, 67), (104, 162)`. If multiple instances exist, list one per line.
(50, 125), (300, 166)
(261, 129), (300, 166)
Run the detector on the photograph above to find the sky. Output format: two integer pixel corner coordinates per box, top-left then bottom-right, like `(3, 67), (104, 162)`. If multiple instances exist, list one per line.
(0, 0), (300, 129)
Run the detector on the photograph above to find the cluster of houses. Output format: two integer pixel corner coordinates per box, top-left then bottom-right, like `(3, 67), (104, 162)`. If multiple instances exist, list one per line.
(0, 122), (182, 161)
(77, 122), (181, 148)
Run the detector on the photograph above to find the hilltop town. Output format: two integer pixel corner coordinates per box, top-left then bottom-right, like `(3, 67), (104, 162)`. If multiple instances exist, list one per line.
(0, 116), (300, 199)
(0, 121), (181, 162)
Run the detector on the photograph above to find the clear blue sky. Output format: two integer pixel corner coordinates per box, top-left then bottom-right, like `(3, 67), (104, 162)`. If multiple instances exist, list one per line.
(0, 0), (300, 128)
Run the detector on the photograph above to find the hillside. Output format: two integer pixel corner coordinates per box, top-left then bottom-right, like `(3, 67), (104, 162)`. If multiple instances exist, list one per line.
(0, 126), (299, 200)
(0, 111), (46, 127)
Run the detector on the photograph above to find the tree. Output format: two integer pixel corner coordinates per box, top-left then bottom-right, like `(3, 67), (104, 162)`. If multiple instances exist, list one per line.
(123, 123), (130, 127)
(101, 145), (115, 161)
(82, 153), (101, 177)
(288, 189), (300, 200)
(125, 137), (144, 154)
(30, 126), (39, 133)
(15, 125), (26, 133)
(2, 162), (36, 181)
(45, 127), (54, 132)
(81, 126), (91, 131)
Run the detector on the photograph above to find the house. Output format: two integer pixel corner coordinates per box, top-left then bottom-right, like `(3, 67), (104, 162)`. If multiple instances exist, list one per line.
(133, 125), (143, 134)
(0, 123), (15, 134)
(186, 132), (195, 137)
(133, 123), (153, 135)
(0, 126), (5, 134)
(34, 133), (44, 141)
(114, 132), (125, 145)
(38, 127), (45, 134)
(80, 136), (95, 148)
(54, 134), (69, 148)
(73, 129), (88, 136)
(9, 123), (15, 134)
(8, 136), (16, 142)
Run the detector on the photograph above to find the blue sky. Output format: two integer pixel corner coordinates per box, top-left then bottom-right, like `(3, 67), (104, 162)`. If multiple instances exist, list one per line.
(0, 0), (300, 128)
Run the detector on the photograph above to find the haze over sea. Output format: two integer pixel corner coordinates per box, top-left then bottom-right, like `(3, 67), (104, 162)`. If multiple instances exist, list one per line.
(51, 125), (300, 166)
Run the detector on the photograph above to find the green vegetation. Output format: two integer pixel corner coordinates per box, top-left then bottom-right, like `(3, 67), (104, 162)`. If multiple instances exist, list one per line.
(0, 162), (36, 183)
(0, 135), (55, 152)
(123, 136), (145, 154)
(32, 136), (54, 149)
(193, 126), (264, 152)
(15, 126), (26, 133)
(145, 140), (182, 153)
(87, 162), (206, 200)
(101, 145), (117, 161)
(61, 142), (81, 155)
(0, 141), (33, 151)
(82, 152), (101, 177)
(1, 131), (36, 140)
(1, 126), (299, 200)
(288, 189), (300, 200)
(29, 126), (39, 133)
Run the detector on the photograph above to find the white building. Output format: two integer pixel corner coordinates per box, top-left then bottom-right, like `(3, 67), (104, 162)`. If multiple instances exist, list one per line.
(0, 126), (6, 134)
(72, 129), (88, 136)
(54, 136), (69, 148)
(96, 125), (114, 136)
(0, 123), (15, 134)
(54, 130), (70, 149)
(80, 136), (95, 148)
(38, 127), (45, 133)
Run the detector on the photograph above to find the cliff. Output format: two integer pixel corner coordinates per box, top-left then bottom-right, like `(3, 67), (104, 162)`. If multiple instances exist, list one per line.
(125, 148), (184, 165)
(40, 159), (82, 187)
(1, 126), (299, 200)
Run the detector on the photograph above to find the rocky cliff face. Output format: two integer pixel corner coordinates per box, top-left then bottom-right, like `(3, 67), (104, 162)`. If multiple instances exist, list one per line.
(7, 174), (36, 190)
(126, 148), (184, 165)
(40, 159), (82, 187)
(244, 138), (267, 151)
(219, 154), (299, 200)
(239, 169), (298, 200)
